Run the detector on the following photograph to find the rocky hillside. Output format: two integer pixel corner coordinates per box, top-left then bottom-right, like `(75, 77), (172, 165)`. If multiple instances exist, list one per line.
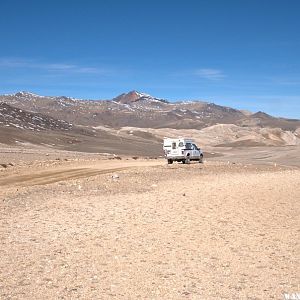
(0, 91), (299, 153)
(1, 90), (299, 131)
(0, 102), (73, 132)
(0, 101), (162, 155)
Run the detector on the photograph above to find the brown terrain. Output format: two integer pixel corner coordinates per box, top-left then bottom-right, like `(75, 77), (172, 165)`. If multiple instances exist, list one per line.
(0, 90), (300, 299)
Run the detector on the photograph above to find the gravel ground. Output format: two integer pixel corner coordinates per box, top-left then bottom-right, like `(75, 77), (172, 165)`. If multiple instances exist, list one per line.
(0, 158), (299, 299)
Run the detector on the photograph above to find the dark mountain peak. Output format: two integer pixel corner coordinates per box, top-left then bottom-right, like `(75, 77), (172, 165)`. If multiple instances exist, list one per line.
(252, 111), (274, 119)
(113, 91), (142, 104)
(113, 91), (169, 104)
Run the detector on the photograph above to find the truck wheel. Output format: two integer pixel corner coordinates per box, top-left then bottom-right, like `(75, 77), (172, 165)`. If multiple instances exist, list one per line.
(167, 159), (173, 164)
(185, 156), (190, 164)
(199, 155), (204, 163)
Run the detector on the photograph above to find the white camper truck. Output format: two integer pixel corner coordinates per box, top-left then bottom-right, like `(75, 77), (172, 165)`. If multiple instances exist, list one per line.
(163, 138), (203, 164)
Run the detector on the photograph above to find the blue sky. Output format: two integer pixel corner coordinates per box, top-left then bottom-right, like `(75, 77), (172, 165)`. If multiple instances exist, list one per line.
(0, 0), (299, 118)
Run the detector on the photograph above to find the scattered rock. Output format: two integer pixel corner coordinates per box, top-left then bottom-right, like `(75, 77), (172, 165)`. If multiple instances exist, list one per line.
(109, 155), (122, 160)
(0, 163), (14, 168)
(132, 156), (139, 160)
(112, 174), (119, 180)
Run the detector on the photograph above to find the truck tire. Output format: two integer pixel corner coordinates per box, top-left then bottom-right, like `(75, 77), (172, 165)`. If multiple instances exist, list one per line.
(185, 156), (190, 164)
(199, 155), (204, 163)
(167, 159), (173, 164)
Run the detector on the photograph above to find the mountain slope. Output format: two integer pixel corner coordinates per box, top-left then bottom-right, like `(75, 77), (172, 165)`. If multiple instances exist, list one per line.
(0, 102), (73, 131)
(113, 90), (168, 104)
(0, 102), (162, 155)
(0, 90), (299, 132)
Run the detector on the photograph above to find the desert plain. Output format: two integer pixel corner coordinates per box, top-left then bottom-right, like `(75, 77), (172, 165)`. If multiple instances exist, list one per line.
(0, 144), (299, 300)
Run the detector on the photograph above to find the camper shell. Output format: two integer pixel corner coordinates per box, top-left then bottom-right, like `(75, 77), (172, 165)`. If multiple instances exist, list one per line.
(163, 137), (203, 164)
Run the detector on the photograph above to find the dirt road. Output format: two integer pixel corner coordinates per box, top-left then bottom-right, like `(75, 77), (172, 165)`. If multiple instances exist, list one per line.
(0, 159), (299, 299)
(0, 160), (162, 187)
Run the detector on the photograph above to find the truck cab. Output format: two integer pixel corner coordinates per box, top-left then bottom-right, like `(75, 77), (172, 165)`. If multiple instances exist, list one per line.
(163, 138), (203, 164)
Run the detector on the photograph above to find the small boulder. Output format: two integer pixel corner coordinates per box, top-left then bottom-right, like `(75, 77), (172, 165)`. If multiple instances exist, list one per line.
(112, 174), (119, 180)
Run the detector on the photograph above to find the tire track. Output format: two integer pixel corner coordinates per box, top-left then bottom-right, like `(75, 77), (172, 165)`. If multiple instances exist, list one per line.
(0, 167), (129, 187)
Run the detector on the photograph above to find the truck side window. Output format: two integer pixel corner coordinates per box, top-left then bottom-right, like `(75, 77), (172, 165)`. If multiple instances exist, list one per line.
(172, 142), (176, 149)
(178, 142), (184, 147)
(185, 143), (192, 150)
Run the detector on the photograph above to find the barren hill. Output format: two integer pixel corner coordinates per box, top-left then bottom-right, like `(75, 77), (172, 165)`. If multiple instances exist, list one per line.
(0, 102), (161, 155)
(0, 91), (299, 154)
(2, 91), (299, 130)
(0, 102), (73, 132)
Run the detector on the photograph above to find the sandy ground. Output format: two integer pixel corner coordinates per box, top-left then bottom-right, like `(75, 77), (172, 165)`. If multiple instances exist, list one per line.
(0, 149), (299, 299)
(210, 145), (300, 168)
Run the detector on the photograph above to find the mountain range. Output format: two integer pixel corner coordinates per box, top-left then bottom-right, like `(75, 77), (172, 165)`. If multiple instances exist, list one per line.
(0, 91), (299, 154)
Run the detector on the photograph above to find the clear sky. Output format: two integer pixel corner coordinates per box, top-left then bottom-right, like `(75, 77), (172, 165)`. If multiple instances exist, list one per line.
(0, 0), (299, 118)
